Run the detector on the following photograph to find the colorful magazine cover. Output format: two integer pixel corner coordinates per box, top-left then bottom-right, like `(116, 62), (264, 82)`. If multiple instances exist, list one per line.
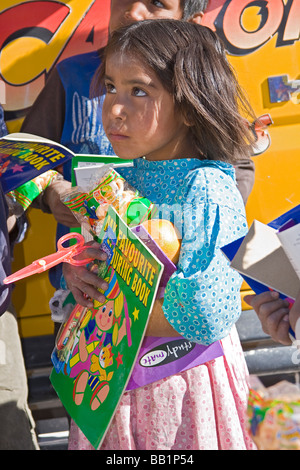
(0, 132), (75, 193)
(50, 206), (164, 449)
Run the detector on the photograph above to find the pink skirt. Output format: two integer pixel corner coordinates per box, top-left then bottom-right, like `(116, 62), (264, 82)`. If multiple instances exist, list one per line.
(68, 326), (256, 450)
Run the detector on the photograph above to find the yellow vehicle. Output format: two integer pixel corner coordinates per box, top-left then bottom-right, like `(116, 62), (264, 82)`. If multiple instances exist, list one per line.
(1, 0), (300, 339)
(202, 0), (300, 310)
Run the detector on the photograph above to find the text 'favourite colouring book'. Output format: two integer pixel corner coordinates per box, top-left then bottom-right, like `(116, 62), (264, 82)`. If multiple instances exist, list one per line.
(50, 206), (164, 449)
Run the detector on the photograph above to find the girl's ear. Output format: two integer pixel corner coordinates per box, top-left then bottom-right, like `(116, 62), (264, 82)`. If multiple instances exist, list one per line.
(188, 12), (204, 25)
(183, 112), (194, 127)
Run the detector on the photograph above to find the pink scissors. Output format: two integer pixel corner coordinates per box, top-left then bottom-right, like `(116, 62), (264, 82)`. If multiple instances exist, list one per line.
(3, 233), (94, 285)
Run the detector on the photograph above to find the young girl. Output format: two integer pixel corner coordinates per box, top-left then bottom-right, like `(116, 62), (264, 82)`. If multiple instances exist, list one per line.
(67, 19), (256, 450)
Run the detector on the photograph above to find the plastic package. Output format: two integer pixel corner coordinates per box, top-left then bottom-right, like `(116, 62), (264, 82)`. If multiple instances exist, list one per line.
(6, 169), (60, 214)
(61, 165), (157, 239)
(248, 378), (300, 450)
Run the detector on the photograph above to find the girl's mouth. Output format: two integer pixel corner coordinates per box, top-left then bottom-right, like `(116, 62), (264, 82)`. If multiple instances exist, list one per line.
(108, 131), (129, 142)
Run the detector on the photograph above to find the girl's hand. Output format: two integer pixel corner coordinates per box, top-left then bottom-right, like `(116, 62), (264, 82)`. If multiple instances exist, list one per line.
(63, 241), (109, 307)
(244, 291), (291, 345)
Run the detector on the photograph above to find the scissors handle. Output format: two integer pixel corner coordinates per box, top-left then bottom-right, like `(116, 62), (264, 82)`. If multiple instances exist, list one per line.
(57, 233), (93, 266)
(65, 248), (95, 266)
(57, 232), (85, 251)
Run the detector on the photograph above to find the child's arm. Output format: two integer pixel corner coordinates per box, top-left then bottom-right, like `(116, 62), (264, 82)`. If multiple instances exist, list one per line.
(160, 167), (249, 346)
(145, 299), (180, 337)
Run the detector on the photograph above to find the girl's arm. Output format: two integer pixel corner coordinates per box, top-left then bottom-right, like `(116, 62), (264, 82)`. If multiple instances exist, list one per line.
(160, 168), (249, 346)
(145, 299), (180, 337)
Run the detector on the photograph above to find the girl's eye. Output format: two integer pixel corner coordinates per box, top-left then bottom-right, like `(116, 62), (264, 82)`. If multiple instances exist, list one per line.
(152, 0), (165, 7)
(132, 87), (147, 97)
(105, 82), (116, 94)
(102, 306), (106, 313)
(108, 309), (113, 317)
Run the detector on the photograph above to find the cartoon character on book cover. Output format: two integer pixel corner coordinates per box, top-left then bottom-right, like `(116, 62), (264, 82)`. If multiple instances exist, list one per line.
(64, 266), (132, 411)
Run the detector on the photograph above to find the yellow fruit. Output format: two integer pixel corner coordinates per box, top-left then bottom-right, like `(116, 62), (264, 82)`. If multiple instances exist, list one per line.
(141, 219), (181, 264)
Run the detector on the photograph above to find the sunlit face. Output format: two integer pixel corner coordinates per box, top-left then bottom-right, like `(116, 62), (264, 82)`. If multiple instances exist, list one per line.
(109, 0), (183, 33)
(102, 52), (194, 161)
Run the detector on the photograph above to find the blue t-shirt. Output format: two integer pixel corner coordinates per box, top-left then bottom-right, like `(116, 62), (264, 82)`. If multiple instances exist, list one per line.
(50, 52), (116, 288)
(57, 50), (115, 181)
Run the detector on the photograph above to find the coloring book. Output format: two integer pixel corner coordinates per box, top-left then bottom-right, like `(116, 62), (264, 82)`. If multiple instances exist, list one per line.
(50, 206), (164, 449)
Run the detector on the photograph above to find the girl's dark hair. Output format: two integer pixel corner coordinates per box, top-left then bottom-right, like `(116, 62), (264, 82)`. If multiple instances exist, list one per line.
(93, 19), (256, 163)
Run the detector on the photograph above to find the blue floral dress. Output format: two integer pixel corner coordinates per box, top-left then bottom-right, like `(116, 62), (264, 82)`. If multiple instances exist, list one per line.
(118, 157), (247, 345)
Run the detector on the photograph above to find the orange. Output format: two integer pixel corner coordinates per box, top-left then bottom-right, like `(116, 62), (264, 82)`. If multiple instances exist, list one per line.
(141, 219), (181, 264)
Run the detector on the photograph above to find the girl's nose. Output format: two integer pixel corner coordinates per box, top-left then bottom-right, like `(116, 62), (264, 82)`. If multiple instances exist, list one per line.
(111, 101), (126, 120)
(124, 2), (148, 22)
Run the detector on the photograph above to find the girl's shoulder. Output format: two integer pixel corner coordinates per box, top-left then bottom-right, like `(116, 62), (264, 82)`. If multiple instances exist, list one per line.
(186, 159), (235, 181)
(182, 159), (241, 204)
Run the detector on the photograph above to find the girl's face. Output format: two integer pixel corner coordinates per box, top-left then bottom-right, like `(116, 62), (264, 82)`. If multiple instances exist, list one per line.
(102, 52), (195, 161)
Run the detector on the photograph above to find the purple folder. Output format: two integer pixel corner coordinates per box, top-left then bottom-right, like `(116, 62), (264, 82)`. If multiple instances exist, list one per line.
(126, 336), (223, 390)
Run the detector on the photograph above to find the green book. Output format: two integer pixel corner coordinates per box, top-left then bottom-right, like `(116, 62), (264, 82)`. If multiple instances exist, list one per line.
(50, 206), (163, 449)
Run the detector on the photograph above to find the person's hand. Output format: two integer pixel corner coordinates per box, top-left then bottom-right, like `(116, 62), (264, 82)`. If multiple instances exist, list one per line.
(288, 288), (300, 334)
(63, 241), (109, 308)
(43, 179), (79, 227)
(244, 291), (291, 345)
